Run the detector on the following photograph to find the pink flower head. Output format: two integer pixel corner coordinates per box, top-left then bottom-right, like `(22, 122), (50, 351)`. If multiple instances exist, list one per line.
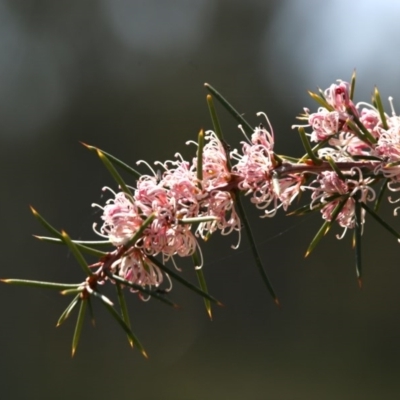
(324, 81), (353, 113)
(92, 188), (143, 246)
(233, 113), (301, 216)
(308, 109), (339, 142)
(233, 115), (277, 214)
(111, 249), (166, 294)
(200, 130), (231, 190)
(134, 165), (200, 259)
(358, 107), (381, 134)
(306, 169), (375, 233)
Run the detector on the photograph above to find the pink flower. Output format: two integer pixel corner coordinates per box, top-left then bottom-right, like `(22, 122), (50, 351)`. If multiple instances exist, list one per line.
(92, 188), (143, 246)
(358, 107), (381, 134)
(111, 249), (167, 295)
(324, 81), (354, 113)
(200, 131), (231, 190)
(233, 121), (277, 215)
(308, 109), (339, 142)
(305, 169), (375, 234)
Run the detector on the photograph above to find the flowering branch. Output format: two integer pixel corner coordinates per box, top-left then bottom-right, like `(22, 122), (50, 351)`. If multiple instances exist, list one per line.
(3, 72), (400, 357)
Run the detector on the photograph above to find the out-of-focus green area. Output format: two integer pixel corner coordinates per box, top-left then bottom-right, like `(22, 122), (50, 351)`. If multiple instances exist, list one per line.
(2, 1), (400, 399)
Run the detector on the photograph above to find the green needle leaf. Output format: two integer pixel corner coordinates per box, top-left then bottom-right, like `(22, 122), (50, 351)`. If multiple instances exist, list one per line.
(305, 220), (330, 257)
(60, 288), (84, 296)
(178, 216), (218, 224)
(57, 294), (80, 327)
(1, 279), (81, 290)
(30, 206), (63, 239)
(148, 255), (222, 305)
(34, 236), (111, 247)
(374, 179), (388, 212)
(33, 236), (108, 258)
(116, 283), (133, 347)
(308, 90), (334, 111)
(89, 289), (114, 306)
(72, 299), (86, 357)
(204, 83), (254, 135)
(354, 200), (363, 287)
(192, 250), (212, 320)
(350, 70), (356, 101)
(81, 143), (141, 179)
(197, 129), (204, 186)
(234, 192), (279, 305)
(373, 87), (389, 130)
(95, 289), (147, 357)
(95, 149), (132, 197)
(326, 156), (346, 180)
(305, 196), (348, 257)
(60, 231), (93, 276)
(346, 108), (377, 144)
(361, 203), (400, 239)
(206, 94), (225, 141)
(298, 127), (322, 165)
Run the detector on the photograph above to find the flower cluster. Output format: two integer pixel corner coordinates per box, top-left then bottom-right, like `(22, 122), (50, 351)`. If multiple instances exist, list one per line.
(92, 79), (400, 293)
(8, 75), (400, 357)
(92, 131), (241, 292)
(287, 79), (400, 236)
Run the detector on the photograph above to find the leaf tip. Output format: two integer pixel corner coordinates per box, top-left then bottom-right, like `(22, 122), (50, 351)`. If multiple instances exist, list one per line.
(29, 205), (38, 215)
(274, 297), (281, 308)
(141, 349), (149, 359)
(80, 141), (93, 150)
(358, 278), (363, 289)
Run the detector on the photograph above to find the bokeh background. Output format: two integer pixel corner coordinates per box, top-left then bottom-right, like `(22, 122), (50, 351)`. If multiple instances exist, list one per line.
(2, 1), (400, 399)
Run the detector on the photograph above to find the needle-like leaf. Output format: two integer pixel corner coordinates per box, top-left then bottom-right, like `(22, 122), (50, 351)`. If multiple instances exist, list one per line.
(95, 149), (132, 197)
(373, 86), (389, 130)
(57, 294), (80, 327)
(354, 200), (363, 287)
(298, 127), (322, 165)
(71, 299), (86, 357)
(95, 289), (147, 357)
(374, 179), (388, 212)
(196, 129), (205, 186)
(81, 143), (141, 179)
(116, 283), (133, 347)
(60, 231), (93, 276)
(192, 250), (212, 320)
(206, 94), (225, 141)
(1, 279), (81, 290)
(204, 83), (253, 135)
(148, 255), (222, 305)
(34, 236), (107, 258)
(361, 203), (400, 239)
(234, 192), (279, 305)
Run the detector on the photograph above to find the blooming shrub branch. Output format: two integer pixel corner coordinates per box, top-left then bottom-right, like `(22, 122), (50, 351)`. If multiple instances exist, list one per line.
(4, 72), (400, 357)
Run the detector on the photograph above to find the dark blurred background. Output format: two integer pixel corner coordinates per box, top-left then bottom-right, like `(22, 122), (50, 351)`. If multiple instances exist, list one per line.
(2, 1), (400, 399)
